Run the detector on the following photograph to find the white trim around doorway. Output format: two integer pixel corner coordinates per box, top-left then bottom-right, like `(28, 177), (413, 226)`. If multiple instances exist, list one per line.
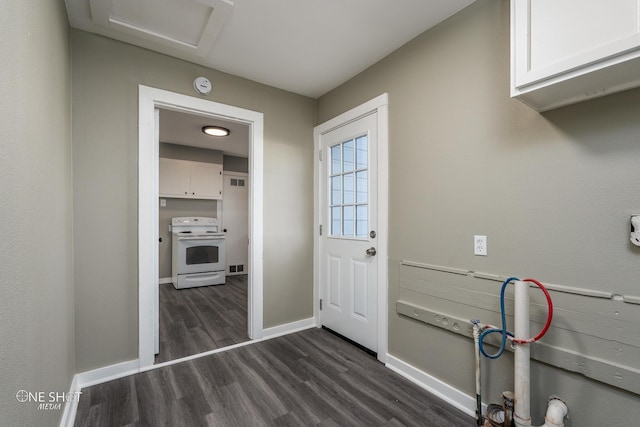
(312, 93), (389, 363)
(138, 85), (264, 369)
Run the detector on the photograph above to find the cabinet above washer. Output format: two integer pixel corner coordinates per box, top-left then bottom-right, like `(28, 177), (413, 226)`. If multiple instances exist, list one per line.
(159, 158), (223, 200)
(511, 0), (640, 111)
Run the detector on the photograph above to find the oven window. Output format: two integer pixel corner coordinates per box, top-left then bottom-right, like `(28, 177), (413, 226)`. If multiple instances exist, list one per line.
(186, 245), (219, 265)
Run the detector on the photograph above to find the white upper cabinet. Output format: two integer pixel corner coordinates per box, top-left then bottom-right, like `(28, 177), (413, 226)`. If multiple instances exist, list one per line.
(159, 158), (223, 200)
(511, 0), (640, 111)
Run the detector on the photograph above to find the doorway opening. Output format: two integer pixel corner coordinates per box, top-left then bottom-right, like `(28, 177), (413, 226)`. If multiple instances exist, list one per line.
(138, 85), (264, 369)
(154, 108), (251, 364)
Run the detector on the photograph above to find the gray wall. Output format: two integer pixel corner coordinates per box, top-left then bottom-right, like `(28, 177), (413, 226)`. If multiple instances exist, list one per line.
(0, 1), (75, 425)
(318, 1), (640, 425)
(160, 142), (223, 163)
(224, 155), (249, 173)
(71, 30), (315, 372)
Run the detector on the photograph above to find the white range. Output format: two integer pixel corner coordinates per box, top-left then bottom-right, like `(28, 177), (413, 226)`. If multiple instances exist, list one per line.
(171, 217), (226, 289)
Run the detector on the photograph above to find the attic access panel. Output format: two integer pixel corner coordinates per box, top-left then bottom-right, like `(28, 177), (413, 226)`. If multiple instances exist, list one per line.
(89, 0), (233, 56)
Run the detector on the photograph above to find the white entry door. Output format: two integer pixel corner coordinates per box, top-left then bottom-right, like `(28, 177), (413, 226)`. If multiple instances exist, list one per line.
(319, 112), (378, 352)
(222, 172), (249, 275)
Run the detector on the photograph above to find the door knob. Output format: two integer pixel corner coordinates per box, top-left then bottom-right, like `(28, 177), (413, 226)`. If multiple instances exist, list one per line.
(366, 247), (377, 256)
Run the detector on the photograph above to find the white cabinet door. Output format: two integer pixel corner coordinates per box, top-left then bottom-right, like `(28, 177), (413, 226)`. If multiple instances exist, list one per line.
(512, 0), (640, 111)
(159, 158), (223, 200)
(190, 162), (223, 199)
(159, 158), (190, 197)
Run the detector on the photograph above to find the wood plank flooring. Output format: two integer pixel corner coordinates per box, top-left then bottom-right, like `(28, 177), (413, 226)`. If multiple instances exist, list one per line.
(155, 275), (249, 364)
(75, 328), (473, 426)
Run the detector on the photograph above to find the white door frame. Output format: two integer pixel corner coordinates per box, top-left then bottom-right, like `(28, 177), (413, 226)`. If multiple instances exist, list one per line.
(313, 93), (389, 363)
(138, 85), (264, 369)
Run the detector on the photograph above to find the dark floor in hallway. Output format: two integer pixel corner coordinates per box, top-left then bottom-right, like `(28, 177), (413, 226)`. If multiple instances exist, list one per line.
(75, 328), (473, 426)
(155, 275), (249, 364)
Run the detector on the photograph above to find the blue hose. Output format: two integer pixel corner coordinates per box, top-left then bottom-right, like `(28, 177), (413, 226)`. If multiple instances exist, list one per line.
(479, 277), (520, 359)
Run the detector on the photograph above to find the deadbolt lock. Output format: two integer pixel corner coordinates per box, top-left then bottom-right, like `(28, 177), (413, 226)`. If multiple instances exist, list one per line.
(370, 230), (376, 238)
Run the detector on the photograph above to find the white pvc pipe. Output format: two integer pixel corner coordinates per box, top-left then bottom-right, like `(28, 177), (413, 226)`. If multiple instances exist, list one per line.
(514, 280), (532, 427)
(513, 281), (568, 427)
(543, 398), (568, 427)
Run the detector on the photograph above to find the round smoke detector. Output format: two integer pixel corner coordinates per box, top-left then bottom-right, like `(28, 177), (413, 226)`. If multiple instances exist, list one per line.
(193, 76), (212, 95)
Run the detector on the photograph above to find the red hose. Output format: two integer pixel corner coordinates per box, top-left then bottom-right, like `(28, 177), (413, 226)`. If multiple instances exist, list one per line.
(512, 278), (554, 344)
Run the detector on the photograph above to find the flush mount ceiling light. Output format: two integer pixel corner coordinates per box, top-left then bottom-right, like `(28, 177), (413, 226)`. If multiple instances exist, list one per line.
(202, 126), (230, 137)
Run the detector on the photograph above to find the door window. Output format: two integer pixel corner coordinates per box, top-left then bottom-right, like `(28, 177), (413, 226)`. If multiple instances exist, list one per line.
(329, 135), (368, 238)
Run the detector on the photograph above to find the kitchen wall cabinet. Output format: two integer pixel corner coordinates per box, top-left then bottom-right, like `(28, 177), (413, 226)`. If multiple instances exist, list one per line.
(159, 158), (223, 199)
(511, 0), (640, 111)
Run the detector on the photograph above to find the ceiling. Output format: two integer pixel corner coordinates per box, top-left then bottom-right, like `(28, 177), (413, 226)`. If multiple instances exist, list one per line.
(66, 0), (475, 155)
(159, 108), (249, 157)
(65, 0), (475, 98)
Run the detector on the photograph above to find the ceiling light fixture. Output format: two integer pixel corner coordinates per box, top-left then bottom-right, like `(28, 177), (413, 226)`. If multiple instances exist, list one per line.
(202, 126), (230, 137)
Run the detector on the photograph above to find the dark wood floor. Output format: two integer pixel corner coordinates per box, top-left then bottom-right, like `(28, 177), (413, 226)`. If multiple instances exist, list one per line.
(75, 328), (473, 426)
(155, 275), (249, 364)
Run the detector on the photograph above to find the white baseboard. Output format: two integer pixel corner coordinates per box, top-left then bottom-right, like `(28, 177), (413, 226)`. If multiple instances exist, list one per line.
(262, 317), (317, 339)
(385, 354), (482, 419)
(75, 359), (140, 389)
(159, 277), (173, 285)
(60, 359), (139, 427)
(59, 375), (80, 427)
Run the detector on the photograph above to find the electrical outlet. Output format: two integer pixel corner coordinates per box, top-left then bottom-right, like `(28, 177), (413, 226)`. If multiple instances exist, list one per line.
(631, 215), (640, 247)
(474, 235), (487, 256)
(160, 199), (166, 207)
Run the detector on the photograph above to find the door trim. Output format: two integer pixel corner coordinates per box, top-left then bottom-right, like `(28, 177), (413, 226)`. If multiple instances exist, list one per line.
(313, 93), (389, 363)
(138, 85), (264, 369)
